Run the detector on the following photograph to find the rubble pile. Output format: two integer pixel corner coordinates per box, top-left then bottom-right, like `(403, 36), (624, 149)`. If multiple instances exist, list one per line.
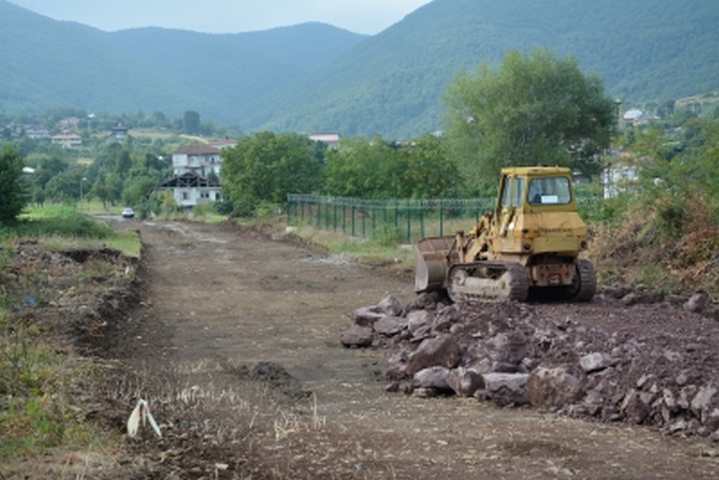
(341, 291), (719, 440)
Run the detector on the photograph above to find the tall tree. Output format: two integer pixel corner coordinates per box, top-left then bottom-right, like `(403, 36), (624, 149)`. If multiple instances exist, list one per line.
(446, 50), (616, 193)
(222, 132), (323, 215)
(0, 146), (28, 223)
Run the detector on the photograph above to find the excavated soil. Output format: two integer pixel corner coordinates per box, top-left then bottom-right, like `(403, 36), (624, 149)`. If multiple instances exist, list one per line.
(88, 220), (719, 479)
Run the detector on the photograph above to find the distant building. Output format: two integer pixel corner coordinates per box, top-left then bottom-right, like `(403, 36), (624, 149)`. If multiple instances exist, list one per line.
(25, 126), (51, 140)
(172, 144), (223, 177)
(111, 123), (129, 141)
(57, 117), (81, 131)
(602, 150), (640, 199)
(51, 133), (82, 149)
(159, 172), (223, 209)
(622, 108), (645, 126)
(309, 132), (341, 149)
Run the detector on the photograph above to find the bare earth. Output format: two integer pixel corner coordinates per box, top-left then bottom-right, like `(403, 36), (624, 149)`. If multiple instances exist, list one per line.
(127, 220), (719, 479)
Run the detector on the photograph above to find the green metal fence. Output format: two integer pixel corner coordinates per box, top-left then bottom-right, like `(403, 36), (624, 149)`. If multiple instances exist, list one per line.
(287, 194), (606, 244)
(287, 195), (496, 243)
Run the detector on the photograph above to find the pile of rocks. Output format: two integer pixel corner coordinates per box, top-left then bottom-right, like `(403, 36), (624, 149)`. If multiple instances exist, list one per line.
(341, 292), (719, 440)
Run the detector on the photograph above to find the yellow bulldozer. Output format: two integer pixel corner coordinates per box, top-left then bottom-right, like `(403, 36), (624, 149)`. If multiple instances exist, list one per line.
(415, 166), (596, 303)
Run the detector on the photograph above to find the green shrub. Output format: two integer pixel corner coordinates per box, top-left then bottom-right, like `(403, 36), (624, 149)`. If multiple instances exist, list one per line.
(0, 147), (28, 224)
(5, 205), (113, 239)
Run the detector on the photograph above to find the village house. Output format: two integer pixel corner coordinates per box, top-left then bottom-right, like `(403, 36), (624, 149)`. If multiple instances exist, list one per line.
(160, 143), (226, 208)
(57, 117), (81, 131)
(172, 143), (223, 177)
(309, 132), (341, 149)
(159, 172), (223, 209)
(51, 132), (82, 149)
(110, 123), (129, 141)
(24, 126), (51, 140)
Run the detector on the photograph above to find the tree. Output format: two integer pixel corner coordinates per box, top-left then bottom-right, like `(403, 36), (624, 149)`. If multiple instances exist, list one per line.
(0, 146), (28, 223)
(398, 135), (461, 198)
(323, 138), (403, 199)
(446, 50), (616, 192)
(222, 132), (323, 215)
(183, 111), (201, 134)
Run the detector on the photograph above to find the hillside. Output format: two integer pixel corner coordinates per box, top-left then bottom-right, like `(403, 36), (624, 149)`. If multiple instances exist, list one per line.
(0, 0), (366, 125)
(264, 0), (719, 137)
(2, 0), (719, 137)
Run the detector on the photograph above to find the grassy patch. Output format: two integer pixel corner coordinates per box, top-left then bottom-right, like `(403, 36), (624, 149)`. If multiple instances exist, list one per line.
(1, 205), (142, 258)
(294, 224), (415, 268)
(38, 230), (142, 259)
(9, 205), (114, 239)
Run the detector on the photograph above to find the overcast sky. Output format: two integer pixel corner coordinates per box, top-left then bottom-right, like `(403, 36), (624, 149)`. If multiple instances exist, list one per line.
(11, 0), (432, 34)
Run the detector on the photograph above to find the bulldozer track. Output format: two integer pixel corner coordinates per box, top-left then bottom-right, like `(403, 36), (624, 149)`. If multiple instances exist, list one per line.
(449, 262), (530, 304)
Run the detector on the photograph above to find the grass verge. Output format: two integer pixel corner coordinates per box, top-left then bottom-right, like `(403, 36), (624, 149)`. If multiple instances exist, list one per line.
(0, 205), (142, 258)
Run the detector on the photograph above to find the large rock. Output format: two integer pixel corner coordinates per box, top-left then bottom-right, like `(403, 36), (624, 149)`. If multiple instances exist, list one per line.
(374, 316), (407, 337)
(377, 295), (404, 316)
(413, 367), (451, 390)
(432, 305), (462, 332)
(685, 293), (710, 314)
(488, 332), (528, 366)
(385, 351), (409, 380)
(407, 335), (461, 376)
(528, 367), (582, 409)
(352, 306), (384, 327)
(621, 389), (651, 424)
(580, 353), (611, 373)
(340, 324), (373, 348)
(407, 310), (432, 335)
(692, 384), (718, 420)
(447, 368), (484, 397)
(482, 373), (530, 407)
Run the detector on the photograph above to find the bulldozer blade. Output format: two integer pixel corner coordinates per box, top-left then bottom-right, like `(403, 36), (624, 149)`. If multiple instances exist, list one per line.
(415, 237), (455, 293)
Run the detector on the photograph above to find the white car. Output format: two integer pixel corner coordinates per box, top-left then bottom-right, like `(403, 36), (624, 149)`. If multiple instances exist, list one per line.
(121, 207), (135, 219)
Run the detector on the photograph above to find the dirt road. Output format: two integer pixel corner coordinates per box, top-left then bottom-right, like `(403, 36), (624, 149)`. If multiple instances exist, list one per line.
(129, 220), (719, 479)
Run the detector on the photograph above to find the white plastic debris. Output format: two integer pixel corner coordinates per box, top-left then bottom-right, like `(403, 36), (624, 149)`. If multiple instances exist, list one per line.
(127, 399), (162, 439)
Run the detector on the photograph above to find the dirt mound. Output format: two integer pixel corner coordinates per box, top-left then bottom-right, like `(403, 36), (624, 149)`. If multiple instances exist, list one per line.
(343, 293), (719, 440)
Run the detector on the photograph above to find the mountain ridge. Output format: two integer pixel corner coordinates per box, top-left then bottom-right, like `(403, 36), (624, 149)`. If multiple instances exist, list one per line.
(2, 0), (719, 137)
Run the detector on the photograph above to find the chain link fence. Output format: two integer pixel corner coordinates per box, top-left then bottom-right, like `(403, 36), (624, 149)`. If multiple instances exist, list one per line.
(287, 195), (496, 243)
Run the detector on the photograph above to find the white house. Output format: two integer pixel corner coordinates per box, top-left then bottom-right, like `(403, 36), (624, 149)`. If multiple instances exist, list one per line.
(172, 144), (223, 176)
(51, 133), (82, 149)
(309, 132), (341, 149)
(160, 172), (223, 209)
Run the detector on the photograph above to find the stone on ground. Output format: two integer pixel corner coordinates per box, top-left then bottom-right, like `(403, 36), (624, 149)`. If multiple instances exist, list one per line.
(340, 324), (374, 348)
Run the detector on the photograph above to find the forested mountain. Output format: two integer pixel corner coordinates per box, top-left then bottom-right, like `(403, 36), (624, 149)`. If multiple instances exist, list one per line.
(264, 0), (719, 137)
(0, 0), (366, 124)
(2, 0), (719, 138)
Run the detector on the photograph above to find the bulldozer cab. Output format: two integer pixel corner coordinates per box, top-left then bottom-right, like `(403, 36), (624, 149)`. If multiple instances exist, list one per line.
(496, 167), (576, 213)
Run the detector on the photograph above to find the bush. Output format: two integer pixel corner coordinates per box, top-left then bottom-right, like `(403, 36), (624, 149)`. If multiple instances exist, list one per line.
(0, 147), (28, 224)
(4, 205), (113, 239)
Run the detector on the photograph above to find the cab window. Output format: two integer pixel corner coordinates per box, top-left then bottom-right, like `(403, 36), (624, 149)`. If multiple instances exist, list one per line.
(500, 176), (512, 209)
(512, 177), (525, 208)
(528, 177), (572, 205)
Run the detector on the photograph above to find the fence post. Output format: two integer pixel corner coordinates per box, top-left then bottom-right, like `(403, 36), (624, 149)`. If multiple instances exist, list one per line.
(420, 206), (425, 240)
(371, 207), (376, 236)
(395, 201), (399, 229)
(342, 205), (347, 233)
(406, 201), (411, 243)
(362, 209), (366, 237)
(287, 199), (292, 226)
(351, 206), (356, 236)
(300, 200), (305, 223)
(439, 200), (444, 237)
(334, 204), (338, 231)
(316, 201), (321, 227)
